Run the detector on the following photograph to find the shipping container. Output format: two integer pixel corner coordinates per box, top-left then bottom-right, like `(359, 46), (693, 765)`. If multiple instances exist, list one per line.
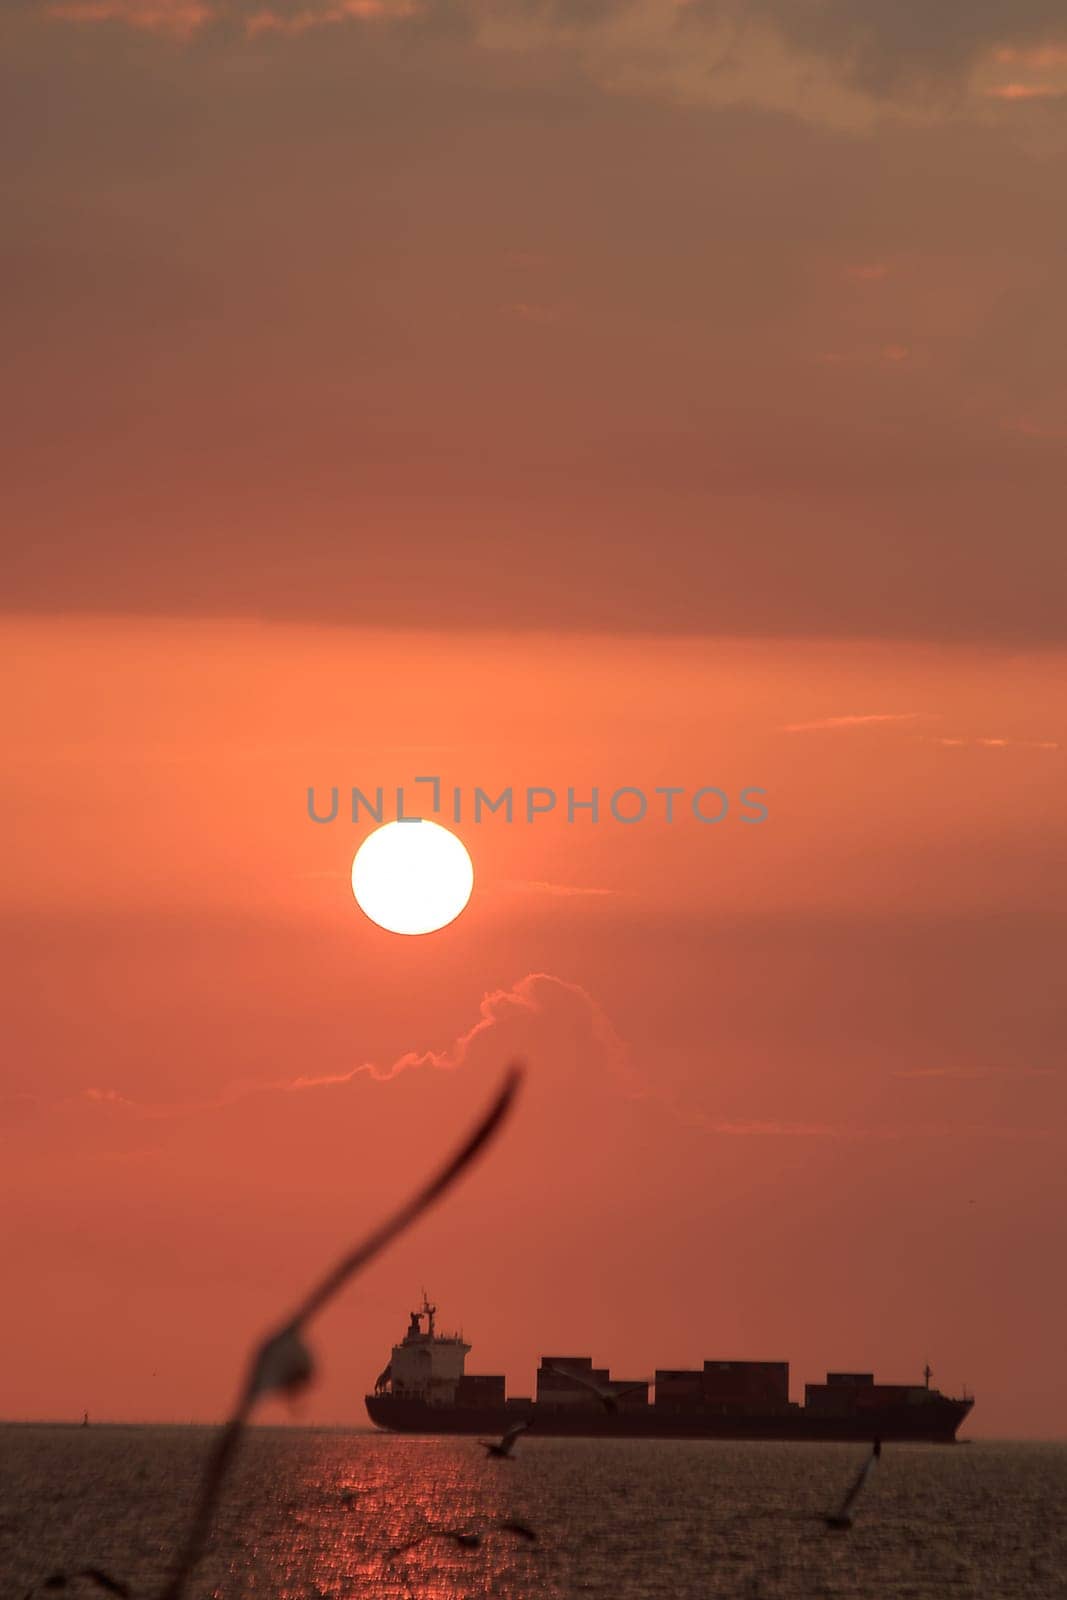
(701, 1360), (789, 1405)
(805, 1381), (929, 1415)
(537, 1358), (606, 1406)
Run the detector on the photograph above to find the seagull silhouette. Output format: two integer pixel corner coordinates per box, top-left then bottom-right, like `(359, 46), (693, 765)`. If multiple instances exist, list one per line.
(22, 1066), (524, 1600)
(824, 1439), (881, 1530)
(24, 1570), (131, 1598)
(387, 1519), (537, 1556)
(479, 1419), (529, 1458)
(544, 1363), (648, 1413)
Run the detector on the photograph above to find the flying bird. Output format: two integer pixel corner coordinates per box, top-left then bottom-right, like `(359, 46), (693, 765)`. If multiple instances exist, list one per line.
(387, 1519), (537, 1556)
(824, 1439), (881, 1530)
(23, 1571), (131, 1598)
(155, 1064), (523, 1600)
(544, 1363), (648, 1413)
(479, 1419), (529, 1458)
(22, 1065), (524, 1600)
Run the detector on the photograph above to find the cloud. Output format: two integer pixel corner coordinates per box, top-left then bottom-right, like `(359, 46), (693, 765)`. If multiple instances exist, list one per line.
(926, 735), (1060, 750)
(84, 1086), (140, 1107)
(37, 0), (1067, 130)
(283, 970), (633, 1090)
(244, 0), (417, 35)
(77, 971), (637, 1117)
(783, 712), (929, 734)
(42, 0), (419, 36)
(816, 344), (916, 368)
(984, 81), (1065, 99)
(45, 0), (213, 36)
(995, 44), (1067, 65)
(5, 4), (1065, 647)
(471, 2), (1067, 128)
(504, 302), (562, 325)
(685, 1), (1067, 95)
(61, 968), (1064, 1149)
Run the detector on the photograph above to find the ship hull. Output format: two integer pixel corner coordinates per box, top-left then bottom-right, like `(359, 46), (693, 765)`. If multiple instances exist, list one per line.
(365, 1393), (972, 1443)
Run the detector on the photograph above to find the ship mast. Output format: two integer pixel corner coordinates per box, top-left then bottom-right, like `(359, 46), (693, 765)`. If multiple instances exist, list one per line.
(421, 1289), (436, 1338)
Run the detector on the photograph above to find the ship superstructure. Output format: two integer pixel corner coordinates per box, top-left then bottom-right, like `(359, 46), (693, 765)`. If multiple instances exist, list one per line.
(373, 1294), (471, 1404)
(366, 1299), (974, 1443)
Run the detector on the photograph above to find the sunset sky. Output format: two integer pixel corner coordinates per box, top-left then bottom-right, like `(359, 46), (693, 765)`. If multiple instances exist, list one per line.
(2, 2), (1065, 1439)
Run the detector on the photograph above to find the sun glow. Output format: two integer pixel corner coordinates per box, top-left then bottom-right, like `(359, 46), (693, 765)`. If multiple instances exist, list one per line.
(350, 820), (474, 935)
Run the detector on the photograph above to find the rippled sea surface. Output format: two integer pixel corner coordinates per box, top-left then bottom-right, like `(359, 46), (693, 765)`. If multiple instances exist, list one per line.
(2, 1426), (1065, 1599)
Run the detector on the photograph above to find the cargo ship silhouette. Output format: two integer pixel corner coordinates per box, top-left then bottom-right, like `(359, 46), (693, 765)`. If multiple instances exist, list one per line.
(365, 1296), (973, 1442)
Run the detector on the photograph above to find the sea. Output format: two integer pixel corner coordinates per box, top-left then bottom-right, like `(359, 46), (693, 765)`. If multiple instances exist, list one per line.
(1, 1426), (1064, 1599)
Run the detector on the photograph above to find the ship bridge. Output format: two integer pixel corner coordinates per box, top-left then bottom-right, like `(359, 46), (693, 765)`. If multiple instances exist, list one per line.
(376, 1294), (471, 1403)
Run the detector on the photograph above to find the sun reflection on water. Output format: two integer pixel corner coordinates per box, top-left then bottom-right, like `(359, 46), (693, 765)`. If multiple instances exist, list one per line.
(228, 1434), (546, 1600)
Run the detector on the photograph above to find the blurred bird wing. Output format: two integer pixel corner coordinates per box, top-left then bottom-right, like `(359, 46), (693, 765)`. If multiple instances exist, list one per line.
(498, 1519), (538, 1541)
(24, 1574), (131, 1600)
(838, 1451), (877, 1516)
(248, 1326), (314, 1399)
(502, 1421), (529, 1447)
(546, 1363), (606, 1398)
(79, 1575), (131, 1599)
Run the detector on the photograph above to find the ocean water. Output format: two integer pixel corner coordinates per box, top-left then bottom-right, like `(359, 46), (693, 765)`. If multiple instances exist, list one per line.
(1, 1426), (1064, 1599)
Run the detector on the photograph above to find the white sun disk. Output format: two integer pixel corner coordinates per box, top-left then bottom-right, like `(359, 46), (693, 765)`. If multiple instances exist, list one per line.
(351, 820), (474, 936)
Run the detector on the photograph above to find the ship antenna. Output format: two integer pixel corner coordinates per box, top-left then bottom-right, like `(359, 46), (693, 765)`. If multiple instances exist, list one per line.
(923, 1362), (932, 1389)
(421, 1288), (436, 1338)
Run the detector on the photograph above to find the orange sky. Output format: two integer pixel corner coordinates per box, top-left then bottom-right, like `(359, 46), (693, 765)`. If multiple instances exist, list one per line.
(2, 621), (1064, 1435)
(1, 1), (1066, 1438)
